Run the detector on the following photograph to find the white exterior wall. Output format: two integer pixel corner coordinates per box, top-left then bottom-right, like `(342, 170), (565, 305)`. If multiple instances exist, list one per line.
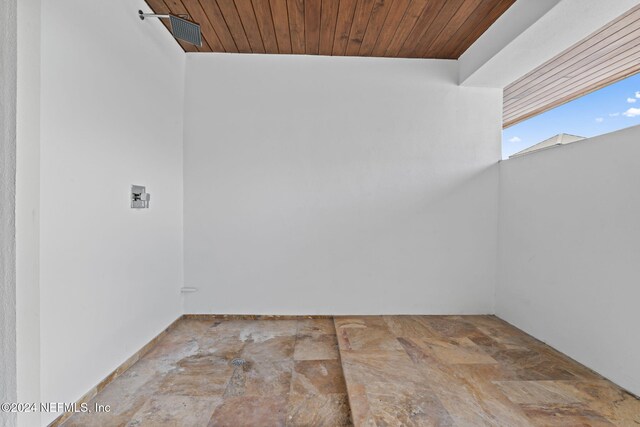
(16, 0), (42, 425)
(1, 0), (18, 425)
(183, 54), (502, 315)
(38, 1), (185, 423)
(498, 125), (640, 396)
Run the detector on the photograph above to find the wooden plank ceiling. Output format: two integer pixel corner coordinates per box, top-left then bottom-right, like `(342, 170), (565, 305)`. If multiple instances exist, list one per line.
(146, 0), (515, 58)
(504, 4), (640, 128)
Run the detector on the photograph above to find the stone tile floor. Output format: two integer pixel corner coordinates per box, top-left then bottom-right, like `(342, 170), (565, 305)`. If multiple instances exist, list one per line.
(336, 315), (640, 426)
(62, 318), (351, 427)
(62, 315), (640, 426)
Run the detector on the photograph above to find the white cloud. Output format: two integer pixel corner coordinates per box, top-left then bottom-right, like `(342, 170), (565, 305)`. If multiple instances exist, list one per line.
(636, 91), (640, 98)
(623, 108), (640, 117)
(595, 117), (604, 123)
(508, 136), (521, 143)
(609, 112), (620, 117)
(627, 97), (637, 103)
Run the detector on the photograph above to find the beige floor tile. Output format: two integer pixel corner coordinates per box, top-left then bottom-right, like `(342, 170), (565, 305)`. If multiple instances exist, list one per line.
(127, 395), (223, 426)
(293, 334), (339, 360)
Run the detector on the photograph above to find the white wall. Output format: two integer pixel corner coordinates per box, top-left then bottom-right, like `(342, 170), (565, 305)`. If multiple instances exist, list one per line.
(183, 55), (501, 315)
(16, 0), (42, 425)
(38, 0), (185, 423)
(1, 0), (18, 425)
(497, 125), (640, 396)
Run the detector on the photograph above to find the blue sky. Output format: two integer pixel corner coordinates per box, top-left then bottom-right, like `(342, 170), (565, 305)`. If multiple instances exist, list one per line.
(502, 73), (640, 159)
